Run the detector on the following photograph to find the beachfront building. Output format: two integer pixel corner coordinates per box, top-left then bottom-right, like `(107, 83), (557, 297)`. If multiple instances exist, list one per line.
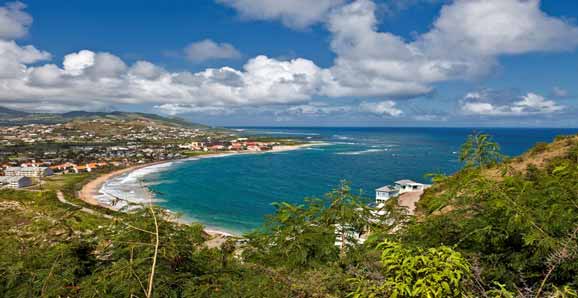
(0, 176), (32, 188)
(375, 179), (430, 203)
(229, 143), (243, 151)
(178, 142), (204, 150)
(208, 145), (226, 151)
(4, 166), (53, 177)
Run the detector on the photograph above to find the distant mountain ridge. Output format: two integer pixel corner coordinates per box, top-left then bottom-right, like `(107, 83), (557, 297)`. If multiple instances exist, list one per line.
(0, 106), (205, 128)
(0, 106), (29, 117)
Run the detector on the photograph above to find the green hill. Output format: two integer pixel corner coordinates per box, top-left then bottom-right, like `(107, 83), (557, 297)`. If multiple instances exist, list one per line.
(0, 106), (206, 128)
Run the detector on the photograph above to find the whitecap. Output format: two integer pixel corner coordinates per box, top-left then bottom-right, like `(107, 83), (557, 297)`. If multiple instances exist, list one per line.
(333, 135), (352, 140)
(96, 162), (176, 210)
(252, 131), (320, 136)
(336, 149), (389, 155)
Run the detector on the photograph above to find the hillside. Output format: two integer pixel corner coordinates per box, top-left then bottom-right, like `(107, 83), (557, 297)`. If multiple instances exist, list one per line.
(417, 134), (578, 215)
(0, 106), (205, 128)
(405, 133), (578, 295)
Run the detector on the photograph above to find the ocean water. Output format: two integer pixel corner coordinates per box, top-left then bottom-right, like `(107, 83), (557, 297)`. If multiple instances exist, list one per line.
(131, 127), (578, 234)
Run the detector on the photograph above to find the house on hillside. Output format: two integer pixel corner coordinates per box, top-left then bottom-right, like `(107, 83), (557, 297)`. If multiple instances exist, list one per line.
(375, 185), (399, 203)
(394, 179), (429, 194)
(375, 179), (430, 203)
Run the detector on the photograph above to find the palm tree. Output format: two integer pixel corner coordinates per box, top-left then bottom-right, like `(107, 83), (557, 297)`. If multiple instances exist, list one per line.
(460, 132), (503, 169)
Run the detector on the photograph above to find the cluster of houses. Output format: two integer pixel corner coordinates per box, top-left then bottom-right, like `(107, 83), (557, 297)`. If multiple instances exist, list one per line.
(178, 138), (277, 152)
(0, 121), (205, 147)
(49, 162), (110, 174)
(0, 161), (115, 189)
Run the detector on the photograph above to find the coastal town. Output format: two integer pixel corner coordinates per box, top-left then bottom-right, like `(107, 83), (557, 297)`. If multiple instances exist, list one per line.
(0, 116), (301, 189)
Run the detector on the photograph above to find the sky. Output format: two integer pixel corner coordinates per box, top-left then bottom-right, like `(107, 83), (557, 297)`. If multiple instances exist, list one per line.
(0, 0), (578, 127)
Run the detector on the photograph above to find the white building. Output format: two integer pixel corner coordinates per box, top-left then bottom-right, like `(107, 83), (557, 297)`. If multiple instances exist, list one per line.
(4, 166), (53, 177)
(375, 179), (430, 203)
(375, 185), (399, 203)
(0, 176), (32, 188)
(394, 179), (429, 194)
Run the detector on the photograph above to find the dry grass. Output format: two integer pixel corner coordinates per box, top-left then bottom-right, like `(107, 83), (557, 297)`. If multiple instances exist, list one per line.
(484, 135), (578, 180)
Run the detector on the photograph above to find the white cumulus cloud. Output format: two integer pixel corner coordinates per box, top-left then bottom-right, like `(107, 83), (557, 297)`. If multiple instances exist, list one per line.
(217, 0), (346, 29)
(320, 0), (578, 99)
(359, 101), (403, 117)
(63, 50), (95, 76)
(0, 2), (32, 39)
(1, 0), (577, 117)
(184, 39), (241, 62)
(461, 91), (564, 116)
(0, 40), (50, 78)
(421, 0), (578, 56)
(0, 43), (323, 111)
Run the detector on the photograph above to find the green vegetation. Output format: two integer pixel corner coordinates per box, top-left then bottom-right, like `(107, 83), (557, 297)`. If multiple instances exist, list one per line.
(182, 151), (222, 157)
(350, 240), (470, 297)
(1, 133), (578, 297)
(246, 136), (308, 146)
(459, 132), (503, 169)
(0, 106), (206, 128)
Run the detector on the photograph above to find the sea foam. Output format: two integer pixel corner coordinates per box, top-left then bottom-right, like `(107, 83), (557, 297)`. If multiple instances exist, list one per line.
(97, 162), (175, 210)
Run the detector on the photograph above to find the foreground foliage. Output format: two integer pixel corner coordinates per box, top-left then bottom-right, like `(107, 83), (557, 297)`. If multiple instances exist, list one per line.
(350, 240), (470, 297)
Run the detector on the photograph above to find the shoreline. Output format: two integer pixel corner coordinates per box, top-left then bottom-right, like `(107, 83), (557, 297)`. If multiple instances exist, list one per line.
(78, 142), (328, 237)
(79, 160), (171, 210)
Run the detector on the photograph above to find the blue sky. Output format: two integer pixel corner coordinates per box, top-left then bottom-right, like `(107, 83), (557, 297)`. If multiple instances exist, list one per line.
(0, 0), (577, 127)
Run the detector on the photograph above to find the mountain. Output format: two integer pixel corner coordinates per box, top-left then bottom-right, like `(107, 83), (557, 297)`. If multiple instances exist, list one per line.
(0, 106), (205, 128)
(0, 106), (29, 117)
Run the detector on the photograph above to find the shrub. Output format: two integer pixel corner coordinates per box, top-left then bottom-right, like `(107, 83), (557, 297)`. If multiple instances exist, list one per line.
(350, 240), (471, 297)
(530, 142), (549, 155)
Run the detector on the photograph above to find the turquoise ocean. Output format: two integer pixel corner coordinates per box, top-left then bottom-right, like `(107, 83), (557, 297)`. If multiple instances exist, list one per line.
(138, 127), (578, 234)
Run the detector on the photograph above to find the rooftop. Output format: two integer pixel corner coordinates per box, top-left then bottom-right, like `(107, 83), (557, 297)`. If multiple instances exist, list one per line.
(5, 166), (48, 170)
(376, 185), (395, 192)
(395, 179), (419, 185)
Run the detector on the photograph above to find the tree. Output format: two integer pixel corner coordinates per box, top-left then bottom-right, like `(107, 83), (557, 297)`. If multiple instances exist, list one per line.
(460, 132), (503, 169)
(322, 181), (372, 257)
(243, 183), (372, 268)
(349, 240), (471, 298)
(243, 199), (338, 269)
